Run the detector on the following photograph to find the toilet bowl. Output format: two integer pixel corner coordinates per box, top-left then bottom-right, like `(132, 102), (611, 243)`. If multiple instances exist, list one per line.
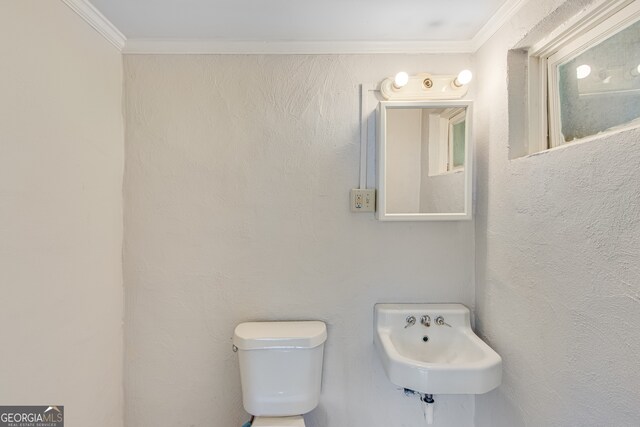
(233, 321), (326, 427)
(251, 415), (305, 427)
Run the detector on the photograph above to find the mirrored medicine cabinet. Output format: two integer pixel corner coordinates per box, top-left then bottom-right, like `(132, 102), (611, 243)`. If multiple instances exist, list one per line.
(376, 100), (473, 221)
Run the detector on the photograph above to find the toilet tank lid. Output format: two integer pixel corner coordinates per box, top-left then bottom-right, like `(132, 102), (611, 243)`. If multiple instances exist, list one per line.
(233, 321), (327, 350)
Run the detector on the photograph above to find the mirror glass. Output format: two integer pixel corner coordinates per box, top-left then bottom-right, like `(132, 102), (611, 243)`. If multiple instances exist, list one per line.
(377, 101), (472, 221)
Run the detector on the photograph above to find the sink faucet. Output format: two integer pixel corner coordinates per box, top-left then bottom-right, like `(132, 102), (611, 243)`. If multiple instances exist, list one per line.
(435, 316), (451, 327)
(405, 316), (416, 328)
(420, 315), (431, 327)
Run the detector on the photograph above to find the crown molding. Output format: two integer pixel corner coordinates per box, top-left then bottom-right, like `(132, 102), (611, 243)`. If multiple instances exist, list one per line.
(470, 0), (528, 51)
(61, 0), (126, 50)
(122, 39), (476, 55)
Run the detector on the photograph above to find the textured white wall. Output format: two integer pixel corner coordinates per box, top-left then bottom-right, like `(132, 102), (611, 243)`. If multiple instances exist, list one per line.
(0, 1), (124, 426)
(123, 54), (476, 427)
(474, 0), (640, 425)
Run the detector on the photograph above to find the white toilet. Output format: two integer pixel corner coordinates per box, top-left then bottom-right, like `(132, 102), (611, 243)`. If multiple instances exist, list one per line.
(233, 321), (327, 427)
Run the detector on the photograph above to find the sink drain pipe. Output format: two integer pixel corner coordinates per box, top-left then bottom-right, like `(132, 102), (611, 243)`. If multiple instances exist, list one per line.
(404, 389), (435, 425)
(420, 393), (434, 424)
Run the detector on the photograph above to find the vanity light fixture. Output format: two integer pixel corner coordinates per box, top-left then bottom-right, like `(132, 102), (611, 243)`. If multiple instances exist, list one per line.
(631, 64), (640, 77)
(453, 69), (473, 87)
(380, 72), (470, 100)
(393, 72), (409, 89)
(576, 64), (592, 79)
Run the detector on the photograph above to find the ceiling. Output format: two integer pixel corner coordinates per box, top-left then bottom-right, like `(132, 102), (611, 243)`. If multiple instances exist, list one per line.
(90, 0), (511, 44)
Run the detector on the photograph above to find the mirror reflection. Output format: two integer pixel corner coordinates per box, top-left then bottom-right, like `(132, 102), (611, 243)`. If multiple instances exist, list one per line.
(384, 105), (468, 216)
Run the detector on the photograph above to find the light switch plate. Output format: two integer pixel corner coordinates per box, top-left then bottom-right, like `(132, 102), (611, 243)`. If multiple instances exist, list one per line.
(350, 189), (376, 212)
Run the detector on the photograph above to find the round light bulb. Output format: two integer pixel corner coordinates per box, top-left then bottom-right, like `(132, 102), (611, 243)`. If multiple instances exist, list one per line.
(637, 64), (640, 74)
(394, 72), (409, 89)
(456, 69), (473, 86)
(576, 64), (591, 80)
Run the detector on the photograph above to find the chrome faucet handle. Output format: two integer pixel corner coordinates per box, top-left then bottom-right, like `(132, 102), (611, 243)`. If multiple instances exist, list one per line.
(420, 315), (431, 327)
(405, 316), (416, 328)
(434, 316), (451, 327)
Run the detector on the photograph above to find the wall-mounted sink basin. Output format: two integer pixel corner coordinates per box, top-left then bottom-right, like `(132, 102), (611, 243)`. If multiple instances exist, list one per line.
(374, 303), (501, 394)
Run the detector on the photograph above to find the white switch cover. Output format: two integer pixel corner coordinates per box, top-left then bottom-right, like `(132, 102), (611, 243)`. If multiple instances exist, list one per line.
(350, 189), (376, 212)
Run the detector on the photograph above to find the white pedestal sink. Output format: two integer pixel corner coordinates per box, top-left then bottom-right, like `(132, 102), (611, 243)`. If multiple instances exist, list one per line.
(374, 303), (502, 394)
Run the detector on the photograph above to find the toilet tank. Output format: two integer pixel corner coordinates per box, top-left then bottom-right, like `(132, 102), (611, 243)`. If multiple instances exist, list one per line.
(233, 321), (327, 417)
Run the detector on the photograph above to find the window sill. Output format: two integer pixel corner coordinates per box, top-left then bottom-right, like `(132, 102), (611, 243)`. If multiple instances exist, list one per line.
(511, 122), (640, 162)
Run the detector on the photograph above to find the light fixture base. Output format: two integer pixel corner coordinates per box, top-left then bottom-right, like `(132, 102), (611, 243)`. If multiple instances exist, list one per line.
(380, 73), (469, 100)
